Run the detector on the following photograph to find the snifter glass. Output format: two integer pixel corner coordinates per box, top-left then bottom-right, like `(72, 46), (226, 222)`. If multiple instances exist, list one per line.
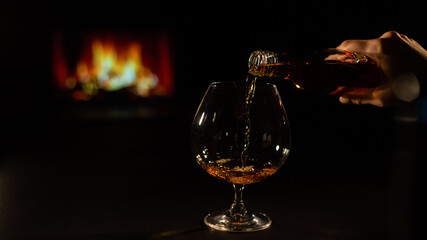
(190, 81), (291, 232)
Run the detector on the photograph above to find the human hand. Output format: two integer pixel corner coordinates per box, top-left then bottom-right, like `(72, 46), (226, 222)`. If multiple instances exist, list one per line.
(336, 31), (427, 107)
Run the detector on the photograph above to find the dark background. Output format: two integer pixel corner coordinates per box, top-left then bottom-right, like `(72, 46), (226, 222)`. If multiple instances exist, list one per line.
(1, 0), (426, 239)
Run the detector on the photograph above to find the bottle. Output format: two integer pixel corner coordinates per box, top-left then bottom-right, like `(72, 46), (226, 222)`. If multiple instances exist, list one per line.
(248, 48), (381, 94)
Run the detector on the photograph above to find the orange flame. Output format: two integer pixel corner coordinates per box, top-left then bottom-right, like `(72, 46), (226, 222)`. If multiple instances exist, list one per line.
(53, 33), (173, 100)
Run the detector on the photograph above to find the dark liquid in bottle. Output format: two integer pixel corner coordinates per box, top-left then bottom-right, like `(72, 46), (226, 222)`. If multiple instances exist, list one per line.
(248, 60), (380, 94)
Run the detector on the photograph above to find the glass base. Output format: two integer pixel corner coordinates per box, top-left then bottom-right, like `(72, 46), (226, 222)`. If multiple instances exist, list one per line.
(204, 211), (272, 232)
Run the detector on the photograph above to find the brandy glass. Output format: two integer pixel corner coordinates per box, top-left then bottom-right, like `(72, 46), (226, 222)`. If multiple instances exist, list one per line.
(190, 81), (291, 232)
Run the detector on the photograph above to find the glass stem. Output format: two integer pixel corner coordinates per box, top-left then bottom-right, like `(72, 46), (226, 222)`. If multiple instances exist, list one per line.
(228, 184), (249, 221)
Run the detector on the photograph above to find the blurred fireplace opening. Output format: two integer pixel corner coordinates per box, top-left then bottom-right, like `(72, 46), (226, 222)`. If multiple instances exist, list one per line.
(53, 31), (174, 102)
(52, 31), (175, 120)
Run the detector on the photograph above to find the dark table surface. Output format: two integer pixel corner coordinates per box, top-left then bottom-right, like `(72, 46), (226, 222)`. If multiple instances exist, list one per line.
(1, 103), (426, 240)
(0, 152), (388, 240)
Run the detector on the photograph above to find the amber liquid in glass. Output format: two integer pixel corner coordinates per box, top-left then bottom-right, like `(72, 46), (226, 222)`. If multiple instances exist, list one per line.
(203, 159), (279, 185)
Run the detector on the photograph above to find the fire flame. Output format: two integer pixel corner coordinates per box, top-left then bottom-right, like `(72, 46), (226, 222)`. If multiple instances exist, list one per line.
(53, 33), (173, 100)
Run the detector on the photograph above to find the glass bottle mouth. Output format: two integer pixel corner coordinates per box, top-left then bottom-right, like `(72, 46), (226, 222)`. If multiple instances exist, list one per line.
(248, 50), (279, 70)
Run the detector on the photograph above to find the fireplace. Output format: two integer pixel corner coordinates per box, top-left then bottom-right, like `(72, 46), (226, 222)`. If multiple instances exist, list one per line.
(52, 31), (174, 102)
